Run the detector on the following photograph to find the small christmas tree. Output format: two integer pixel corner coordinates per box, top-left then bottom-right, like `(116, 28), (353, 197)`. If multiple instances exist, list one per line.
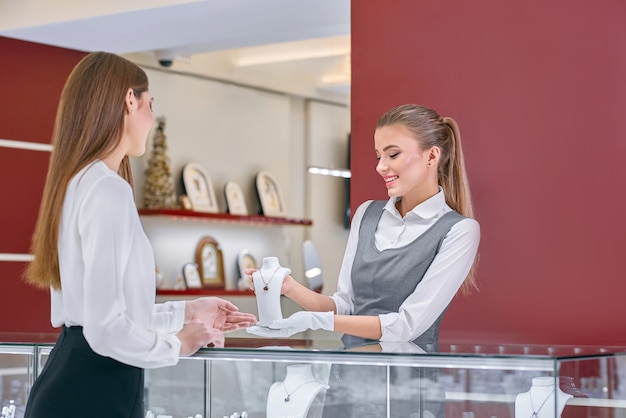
(143, 117), (177, 209)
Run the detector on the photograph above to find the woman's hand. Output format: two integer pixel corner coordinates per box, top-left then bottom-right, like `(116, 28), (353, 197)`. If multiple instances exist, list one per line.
(186, 297), (256, 332)
(243, 268), (257, 291)
(177, 321), (225, 355)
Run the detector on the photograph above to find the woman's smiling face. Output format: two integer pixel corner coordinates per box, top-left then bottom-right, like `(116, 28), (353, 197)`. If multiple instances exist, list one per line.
(374, 124), (431, 200)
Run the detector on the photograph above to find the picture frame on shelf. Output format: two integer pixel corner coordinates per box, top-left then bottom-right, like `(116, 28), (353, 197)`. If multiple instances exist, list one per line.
(255, 170), (286, 216)
(179, 194), (193, 210)
(182, 162), (218, 213)
(237, 249), (257, 278)
(224, 181), (248, 216)
(155, 267), (166, 289)
(182, 263), (202, 289)
(195, 236), (225, 289)
(236, 249), (257, 291)
(174, 276), (187, 290)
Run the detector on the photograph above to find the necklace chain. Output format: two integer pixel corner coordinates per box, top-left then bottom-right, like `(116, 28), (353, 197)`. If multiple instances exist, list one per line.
(258, 266), (281, 292)
(529, 389), (555, 418)
(282, 380), (319, 403)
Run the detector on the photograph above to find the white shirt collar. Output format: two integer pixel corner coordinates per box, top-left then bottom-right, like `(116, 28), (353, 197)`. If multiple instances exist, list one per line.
(383, 186), (449, 220)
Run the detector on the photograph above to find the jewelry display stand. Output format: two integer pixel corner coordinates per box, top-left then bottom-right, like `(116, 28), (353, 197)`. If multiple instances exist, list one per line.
(515, 376), (572, 418)
(252, 257), (291, 326)
(266, 364), (329, 418)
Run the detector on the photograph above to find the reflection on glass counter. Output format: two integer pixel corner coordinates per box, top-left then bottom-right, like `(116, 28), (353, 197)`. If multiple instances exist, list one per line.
(0, 345), (34, 418)
(1, 333), (626, 418)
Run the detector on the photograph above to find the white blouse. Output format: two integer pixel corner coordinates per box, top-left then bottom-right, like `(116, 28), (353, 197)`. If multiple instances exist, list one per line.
(51, 161), (184, 368)
(331, 188), (480, 342)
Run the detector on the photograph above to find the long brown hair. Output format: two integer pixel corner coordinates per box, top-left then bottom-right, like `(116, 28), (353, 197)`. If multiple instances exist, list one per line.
(376, 104), (478, 294)
(24, 52), (149, 290)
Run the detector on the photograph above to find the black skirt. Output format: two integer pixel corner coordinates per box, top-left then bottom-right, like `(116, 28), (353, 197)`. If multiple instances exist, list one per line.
(24, 326), (144, 418)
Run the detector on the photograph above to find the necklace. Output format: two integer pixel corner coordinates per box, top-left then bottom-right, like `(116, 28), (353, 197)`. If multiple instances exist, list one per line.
(258, 266), (281, 291)
(529, 389), (555, 418)
(282, 380), (319, 402)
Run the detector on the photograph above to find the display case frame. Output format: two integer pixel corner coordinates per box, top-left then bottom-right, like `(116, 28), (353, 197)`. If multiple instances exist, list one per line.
(2, 335), (626, 418)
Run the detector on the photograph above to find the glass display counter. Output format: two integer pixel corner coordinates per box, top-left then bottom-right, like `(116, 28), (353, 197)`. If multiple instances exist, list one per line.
(1, 333), (626, 418)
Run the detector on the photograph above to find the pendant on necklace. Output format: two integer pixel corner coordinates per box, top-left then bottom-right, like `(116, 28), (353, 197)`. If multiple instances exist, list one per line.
(263, 285), (269, 291)
(284, 395), (290, 402)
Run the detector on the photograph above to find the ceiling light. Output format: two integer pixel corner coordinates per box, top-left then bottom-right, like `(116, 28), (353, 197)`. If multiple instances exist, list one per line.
(235, 36), (350, 66)
(308, 166), (351, 178)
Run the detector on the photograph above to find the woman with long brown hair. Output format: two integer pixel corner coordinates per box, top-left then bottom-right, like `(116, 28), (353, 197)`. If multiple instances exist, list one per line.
(24, 52), (255, 418)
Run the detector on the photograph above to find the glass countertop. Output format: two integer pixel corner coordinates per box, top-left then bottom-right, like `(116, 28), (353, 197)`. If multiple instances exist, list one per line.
(2, 332), (625, 360)
(218, 338), (626, 360)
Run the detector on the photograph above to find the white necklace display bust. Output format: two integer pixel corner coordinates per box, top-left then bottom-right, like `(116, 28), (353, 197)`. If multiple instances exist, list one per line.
(252, 257), (291, 326)
(267, 364), (329, 418)
(515, 376), (572, 418)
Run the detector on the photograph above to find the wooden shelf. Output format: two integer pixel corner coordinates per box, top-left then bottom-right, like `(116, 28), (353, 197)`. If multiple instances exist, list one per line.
(139, 208), (312, 226)
(157, 288), (255, 297)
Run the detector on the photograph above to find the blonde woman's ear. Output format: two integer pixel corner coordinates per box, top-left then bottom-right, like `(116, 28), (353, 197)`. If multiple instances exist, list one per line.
(427, 146), (441, 166)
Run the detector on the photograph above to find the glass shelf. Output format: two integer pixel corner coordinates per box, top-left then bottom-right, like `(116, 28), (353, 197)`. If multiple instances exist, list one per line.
(138, 208), (312, 226)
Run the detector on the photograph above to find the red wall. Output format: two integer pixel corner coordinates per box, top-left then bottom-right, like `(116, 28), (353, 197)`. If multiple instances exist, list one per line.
(3, 1), (626, 346)
(0, 37), (85, 333)
(351, 0), (626, 345)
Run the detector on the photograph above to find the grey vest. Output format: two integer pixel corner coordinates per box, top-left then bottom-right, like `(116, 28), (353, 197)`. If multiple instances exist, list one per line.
(342, 200), (465, 348)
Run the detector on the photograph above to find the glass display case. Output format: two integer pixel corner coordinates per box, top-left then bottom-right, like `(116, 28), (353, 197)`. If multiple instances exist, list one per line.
(1, 334), (626, 418)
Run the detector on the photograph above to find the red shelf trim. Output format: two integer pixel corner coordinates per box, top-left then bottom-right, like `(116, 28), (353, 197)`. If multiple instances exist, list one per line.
(139, 208), (312, 226)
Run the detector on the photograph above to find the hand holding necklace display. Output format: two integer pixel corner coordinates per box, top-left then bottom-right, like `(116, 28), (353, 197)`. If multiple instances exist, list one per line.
(246, 257), (334, 337)
(250, 257), (290, 327)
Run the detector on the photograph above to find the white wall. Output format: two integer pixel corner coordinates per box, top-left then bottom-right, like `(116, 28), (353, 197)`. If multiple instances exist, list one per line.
(130, 65), (350, 306)
(305, 101), (351, 294)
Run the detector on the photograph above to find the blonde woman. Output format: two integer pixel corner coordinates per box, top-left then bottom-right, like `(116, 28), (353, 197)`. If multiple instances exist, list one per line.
(249, 104), (480, 416)
(252, 104), (480, 348)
